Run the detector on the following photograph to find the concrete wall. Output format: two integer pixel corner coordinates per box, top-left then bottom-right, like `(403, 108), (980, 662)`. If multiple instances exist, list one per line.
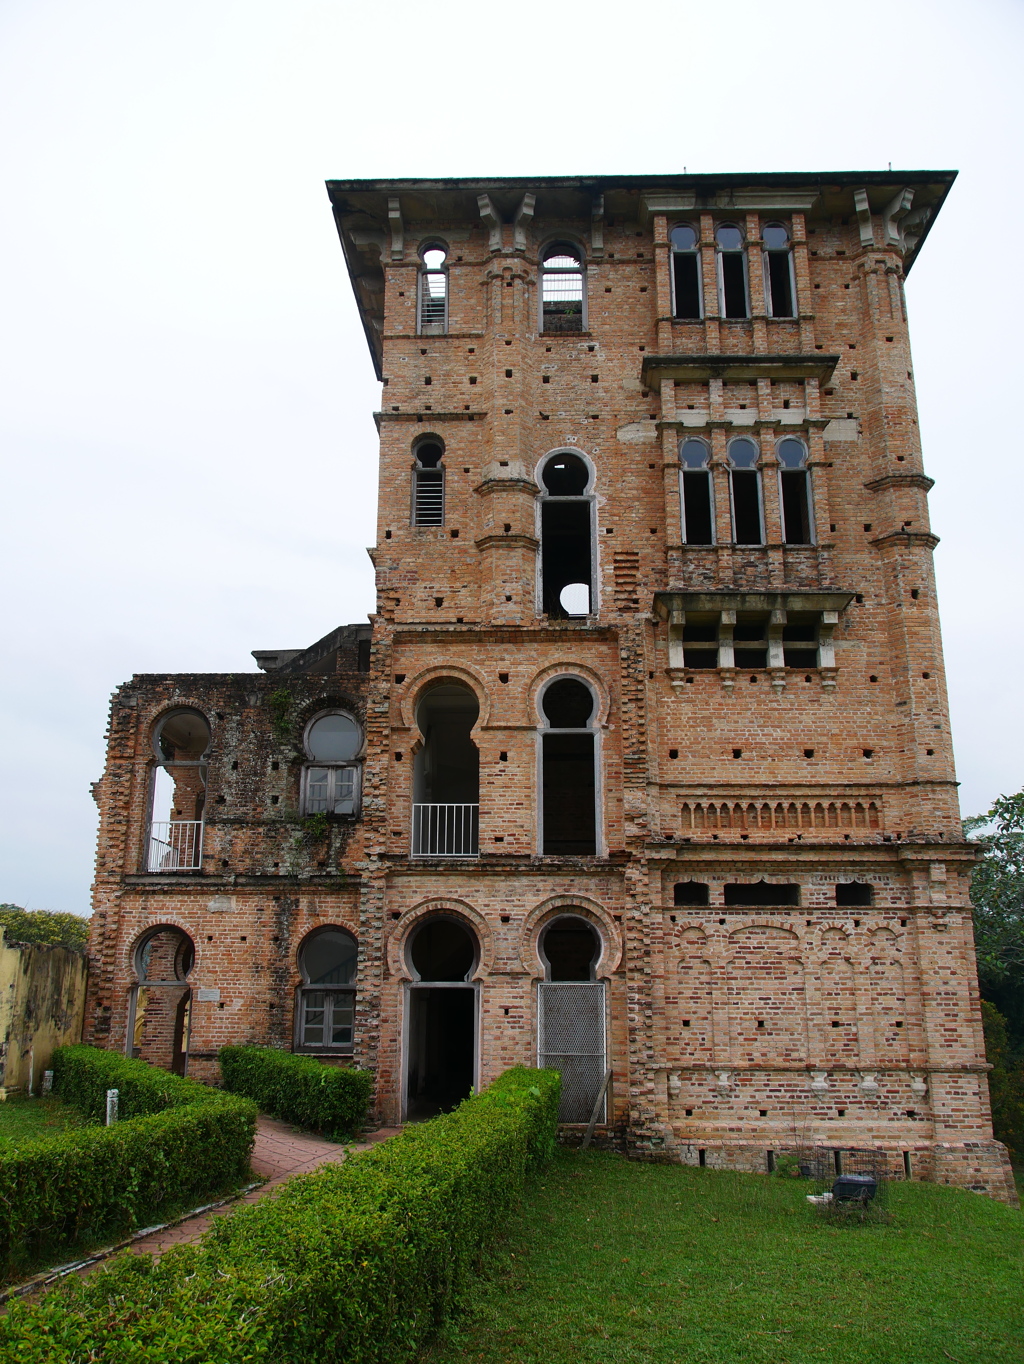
(0, 931), (88, 1094)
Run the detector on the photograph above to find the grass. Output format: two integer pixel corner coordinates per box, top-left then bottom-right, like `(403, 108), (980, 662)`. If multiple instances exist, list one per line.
(0, 1095), (94, 1148)
(424, 1148), (1024, 1364)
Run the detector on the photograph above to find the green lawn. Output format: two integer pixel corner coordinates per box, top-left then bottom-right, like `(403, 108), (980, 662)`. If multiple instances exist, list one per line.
(0, 1094), (94, 1148)
(426, 1148), (1024, 1364)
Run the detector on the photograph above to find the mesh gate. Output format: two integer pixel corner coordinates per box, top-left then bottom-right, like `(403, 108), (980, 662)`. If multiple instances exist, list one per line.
(538, 981), (606, 1122)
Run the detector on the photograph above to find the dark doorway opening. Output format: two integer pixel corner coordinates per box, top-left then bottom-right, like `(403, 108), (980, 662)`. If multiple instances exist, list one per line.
(406, 988), (475, 1120)
(542, 733), (596, 854)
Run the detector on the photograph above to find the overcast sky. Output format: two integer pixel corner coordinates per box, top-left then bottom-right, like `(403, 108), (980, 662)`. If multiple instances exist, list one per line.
(1, 0), (1022, 917)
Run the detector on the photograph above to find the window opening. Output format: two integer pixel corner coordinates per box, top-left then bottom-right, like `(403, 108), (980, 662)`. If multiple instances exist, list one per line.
(297, 927), (357, 1052)
(540, 452), (593, 617)
(541, 678), (597, 855)
(406, 916), (478, 1120)
(762, 223), (795, 317)
(540, 915), (600, 981)
(836, 882), (873, 907)
(147, 710), (210, 872)
(673, 881), (710, 906)
(670, 224), (702, 319)
(682, 615), (718, 669)
(412, 684), (480, 856)
(716, 223), (749, 319)
(778, 438), (812, 545)
(541, 244), (584, 333)
(418, 245), (448, 335)
(723, 882), (800, 906)
(128, 925), (195, 1074)
(412, 439), (445, 526)
(302, 711), (362, 816)
(782, 613), (819, 668)
(679, 439), (713, 545)
(728, 438), (763, 544)
(733, 614), (769, 668)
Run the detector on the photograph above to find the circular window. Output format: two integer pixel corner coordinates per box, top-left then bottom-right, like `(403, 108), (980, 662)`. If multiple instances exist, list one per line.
(542, 678), (595, 728)
(541, 451), (590, 496)
(409, 918), (478, 981)
(305, 713), (361, 762)
(298, 929), (358, 985)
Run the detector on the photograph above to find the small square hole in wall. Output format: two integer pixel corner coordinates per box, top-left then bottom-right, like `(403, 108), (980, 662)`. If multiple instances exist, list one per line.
(733, 749), (742, 758)
(499, 671), (509, 683)
(669, 749), (678, 759)
(831, 1020), (841, 1028)
(385, 529), (392, 539)
(501, 915), (510, 924)
(394, 752), (403, 762)
(863, 748), (874, 758)
(926, 748), (934, 755)
(434, 597), (444, 607)
(271, 761), (279, 771)
(206, 935), (213, 941)
(757, 1020), (765, 1029)
(837, 1107), (847, 1116)
(830, 523), (837, 532)
(863, 523), (872, 532)
(900, 919), (908, 927)
(505, 369), (512, 377)
(606, 526), (614, 533)
(804, 748), (815, 758)
(870, 675), (878, 683)
(391, 911), (401, 920)
(759, 1109), (768, 1117)
(719, 918), (726, 925)
(682, 1019), (691, 1028)
(240, 935), (247, 942)
(911, 589), (920, 599)
(685, 1108), (693, 1116)
(450, 529), (459, 538)
(856, 593), (864, 603)
(395, 673), (406, 683)
(922, 671), (930, 679)
(542, 375), (550, 383)
(499, 751), (507, 762)
(271, 795), (279, 805)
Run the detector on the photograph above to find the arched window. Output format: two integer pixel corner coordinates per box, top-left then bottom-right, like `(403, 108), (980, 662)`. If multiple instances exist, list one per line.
(539, 451), (593, 617)
(418, 244), (448, 335)
(762, 223), (795, 318)
(727, 437), (763, 545)
(715, 223), (749, 319)
(129, 925), (195, 1073)
(540, 915), (601, 981)
(405, 915), (479, 1118)
(296, 927), (357, 1052)
(670, 223), (703, 320)
(412, 438), (445, 526)
(412, 683), (480, 856)
(679, 438), (714, 544)
(147, 709), (210, 872)
(302, 710), (362, 816)
(541, 243), (584, 333)
(777, 437), (813, 545)
(407, 916), (478, 981)
(540, 677), (598, 855)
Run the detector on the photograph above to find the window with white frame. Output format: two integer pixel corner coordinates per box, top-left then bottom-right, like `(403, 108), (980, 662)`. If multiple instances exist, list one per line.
(670, 223), (703, 319)
(539, 450), (594, 617)
(716, 223), (749, 319)
(412, 438), (445, 526)
(679, 438), (714, 544)
(777, 437), (813, 544)
(296, 927), (357, 1052)
(302, 711), (362, 816)
(728, 437), (763, 544)
(540, 677), (598, 855)
(418, 244), (448, 334)
(762, 223), (796, 318)
(541, 243), (585, 333)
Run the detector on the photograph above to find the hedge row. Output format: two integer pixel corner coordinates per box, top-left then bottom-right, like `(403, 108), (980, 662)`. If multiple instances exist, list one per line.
(0, 1046), (256, 1276)
(0, 1066), (562, 1362)
(219, 1045), (373, 1138)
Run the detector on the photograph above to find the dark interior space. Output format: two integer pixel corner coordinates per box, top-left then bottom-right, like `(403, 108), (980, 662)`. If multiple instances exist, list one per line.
(836, 882), (874, 906)
(541, 501), (591, 617)
(783, 617), (818, 668)
(543, 735), (596, 853)
(731, 470), (762, 544)
(767, 251), (794, 316)
(410, 918), (477, 981)
(406, 987), (475, 1120)
(781, 469), (811, 543)
(682, 470), (714, 543)
(543, 918), (599, 980)
(721, 252), (748, 318)
(674, 881), (710, 906)
(724, 881), (800, 906)
(414, 685), (479, 804)
(673, 252), (702, 319)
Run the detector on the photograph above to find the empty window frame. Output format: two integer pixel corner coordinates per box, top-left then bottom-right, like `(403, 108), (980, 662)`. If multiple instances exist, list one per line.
(541, 243), (585, 333)
(716, 223), (749, 319)
(412, 438), (445, 526)
(673, 881), (710, 906)
(539, 451), (594, 617)
(147, 709), (210, 872)
(762, 223), (796, 318)
(682, 615), (719, 669)
(302, 711), (363, 816)
(670, 223), (703, 320)
(781, 613), (819, 668)
(728, 437), (763, 544)
(836, 882), (874, 907)
(732, 613), (770, 668)
(540, 677), (598, 855)
(723, 881), (800, 906)
(777, 437), (813, 545)
(418, 244), (448, 334)
(296, 927), (357, 1052)
(679, 439), (714, 545)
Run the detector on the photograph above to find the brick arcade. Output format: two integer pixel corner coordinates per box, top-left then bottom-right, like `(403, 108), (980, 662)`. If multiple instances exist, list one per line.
(84, 172), (1017, 1204)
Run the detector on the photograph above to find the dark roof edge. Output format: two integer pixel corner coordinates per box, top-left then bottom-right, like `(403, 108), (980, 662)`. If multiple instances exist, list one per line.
(326, 170), (957, 193)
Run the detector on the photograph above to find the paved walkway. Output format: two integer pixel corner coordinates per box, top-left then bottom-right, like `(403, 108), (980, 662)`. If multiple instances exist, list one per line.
(124, 1116), (403, 1260)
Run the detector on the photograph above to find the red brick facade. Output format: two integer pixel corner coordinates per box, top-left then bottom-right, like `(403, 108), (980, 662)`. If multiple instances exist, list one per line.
(84, 173), (1017, 1203)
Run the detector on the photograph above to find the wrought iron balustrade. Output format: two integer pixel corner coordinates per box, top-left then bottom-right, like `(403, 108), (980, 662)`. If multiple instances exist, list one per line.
(147, 821), (204, 872)
(411, 804), (479, 857)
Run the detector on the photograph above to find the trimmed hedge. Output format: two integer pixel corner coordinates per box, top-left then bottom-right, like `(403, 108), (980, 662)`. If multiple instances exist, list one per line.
(0, 1046), (256, 1277)
(0, 1066), (561, 1362)
(219, 1045), (373, 1138)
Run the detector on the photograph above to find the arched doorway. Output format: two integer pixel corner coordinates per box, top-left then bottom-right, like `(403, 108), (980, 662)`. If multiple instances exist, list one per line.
(127, 925), (195, 1075)
(404, 916), (478, 1120)
(537, 914), (607, 1123)
(412, 684), (480, 856)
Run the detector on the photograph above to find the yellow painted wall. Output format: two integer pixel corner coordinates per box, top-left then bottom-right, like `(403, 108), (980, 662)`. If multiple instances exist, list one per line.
(0, 931), (88, 1094)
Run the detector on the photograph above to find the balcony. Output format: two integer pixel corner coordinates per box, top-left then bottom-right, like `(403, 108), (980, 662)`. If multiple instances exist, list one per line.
(411, 804), (479, 858)
(147, 821), (204, 872)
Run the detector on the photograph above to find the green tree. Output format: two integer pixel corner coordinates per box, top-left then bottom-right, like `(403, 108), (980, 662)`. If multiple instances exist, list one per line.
(981, 1000), (1024, 1162)
(965, 789), (1024, 1057)
(0, 905), (90, 951)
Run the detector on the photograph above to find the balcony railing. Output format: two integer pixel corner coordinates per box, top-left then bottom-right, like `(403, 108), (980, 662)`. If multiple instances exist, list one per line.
(147, 821), (204, 872)
(411, 804), (479, 858)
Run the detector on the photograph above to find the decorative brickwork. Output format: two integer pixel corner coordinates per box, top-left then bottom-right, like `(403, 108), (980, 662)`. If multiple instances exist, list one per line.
(85, 173), (1016, 1203)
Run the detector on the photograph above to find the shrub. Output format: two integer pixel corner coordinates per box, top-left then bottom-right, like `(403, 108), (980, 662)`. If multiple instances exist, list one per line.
(0, 1066), (561, 1362)
(0, 905), (89, 950)
(0, 1046), (256, 1277)
(219, 1045), (374, 1139)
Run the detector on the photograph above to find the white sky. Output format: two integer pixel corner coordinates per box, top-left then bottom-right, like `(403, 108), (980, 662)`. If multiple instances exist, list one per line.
(1, 0), (1022, 916)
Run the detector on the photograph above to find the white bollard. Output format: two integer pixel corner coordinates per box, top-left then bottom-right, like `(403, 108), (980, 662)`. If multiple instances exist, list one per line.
(106, 1088), (119, 1125)
(41, 1070), (53, 1096)
(27, 1046), (35, 1098)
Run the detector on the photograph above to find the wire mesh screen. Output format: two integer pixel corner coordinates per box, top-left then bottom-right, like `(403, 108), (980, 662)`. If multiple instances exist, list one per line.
(539, 981), (606, 1122)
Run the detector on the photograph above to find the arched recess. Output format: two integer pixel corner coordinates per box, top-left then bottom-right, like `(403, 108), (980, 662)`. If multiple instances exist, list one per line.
(294, 926), (358, 1053)
(387, 898), (494, 981)
(146, 708), (210, 872)
(536, 449), (596, 619)
(411, 681), (481, 857)
(126, 923), (196, 1075)
(398, 666), (490, 732)
(519, 896), (622, 978)
(536, 675), (601, 856)
(725, 926), (806, 1066)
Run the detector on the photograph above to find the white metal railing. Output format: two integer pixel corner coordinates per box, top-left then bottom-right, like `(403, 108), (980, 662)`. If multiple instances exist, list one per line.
(411, 804), (479, 857)
(147, 821), (204, 872)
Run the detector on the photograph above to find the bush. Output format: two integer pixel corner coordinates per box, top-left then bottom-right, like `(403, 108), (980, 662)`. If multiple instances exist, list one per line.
(0, 1046), (256, 1277)
(219, 1045), (374, 1139)
(0, 905), (89, 950)
(0, 1066), (561, 1362)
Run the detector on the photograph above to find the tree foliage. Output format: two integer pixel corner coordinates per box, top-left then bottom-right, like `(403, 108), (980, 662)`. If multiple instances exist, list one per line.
(965, 789), (1024, 1060)
(0, 905), (89, 951)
